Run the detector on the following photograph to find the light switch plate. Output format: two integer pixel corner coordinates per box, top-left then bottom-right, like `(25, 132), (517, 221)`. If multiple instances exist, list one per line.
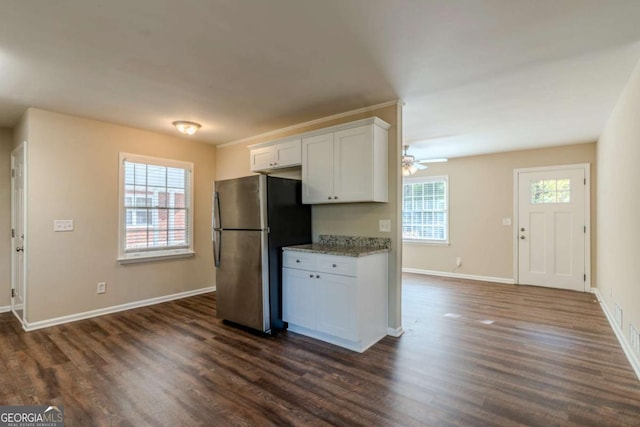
(54, 219), (74, 232)
(502, 218), (512, 226)
(379, 219), (391, 232)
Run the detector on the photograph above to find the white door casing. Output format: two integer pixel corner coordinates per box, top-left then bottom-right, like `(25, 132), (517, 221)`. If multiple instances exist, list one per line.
(515, 164), (590, 292)
(11, 142), (27, 324)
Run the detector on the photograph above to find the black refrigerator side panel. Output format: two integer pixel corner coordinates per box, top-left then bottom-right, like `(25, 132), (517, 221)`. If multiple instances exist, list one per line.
(266, 177), (312, 332)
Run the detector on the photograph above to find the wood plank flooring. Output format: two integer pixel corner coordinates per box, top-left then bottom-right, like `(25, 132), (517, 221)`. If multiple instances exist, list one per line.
(1, 274), (639, 426)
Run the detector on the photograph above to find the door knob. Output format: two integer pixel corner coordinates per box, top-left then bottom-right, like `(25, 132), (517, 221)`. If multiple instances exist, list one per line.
(520, 227), (525, 232)
(520, 236), (525, 240)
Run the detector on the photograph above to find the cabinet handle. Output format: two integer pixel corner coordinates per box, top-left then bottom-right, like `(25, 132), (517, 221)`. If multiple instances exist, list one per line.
(274, 162), (278, 165)
(328, 196), (333, 200)
(309, 274), (314, 278)
(334, 196), (338, 200)
(316, 275), (320, 278)
(296, 259), (300, 263)
(332, 264), (337, 268)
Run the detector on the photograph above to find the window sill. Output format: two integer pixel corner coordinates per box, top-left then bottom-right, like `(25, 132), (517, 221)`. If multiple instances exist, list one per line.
(117, 250), (195, 264)
(403, 239), (450, 247)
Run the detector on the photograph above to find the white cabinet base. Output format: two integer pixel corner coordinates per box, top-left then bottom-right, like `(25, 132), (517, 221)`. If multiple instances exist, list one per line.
(283, 251), (388, 353)
(287, 323), (386, 353)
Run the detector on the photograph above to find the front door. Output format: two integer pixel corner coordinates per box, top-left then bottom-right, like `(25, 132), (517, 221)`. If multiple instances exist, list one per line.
(11, 143), (26, 323)
(517, 165), (588, 291)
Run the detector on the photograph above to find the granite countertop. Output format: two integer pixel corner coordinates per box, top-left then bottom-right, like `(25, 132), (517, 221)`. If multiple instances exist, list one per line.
(283, 235), (391, 257)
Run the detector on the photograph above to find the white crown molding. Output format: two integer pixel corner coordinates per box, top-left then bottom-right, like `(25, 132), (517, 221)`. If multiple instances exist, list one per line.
(217, 99), (402, 148)
(592, 288), (640, 381)
(402, 268), (516, 284)
(22, 286), (215, 331)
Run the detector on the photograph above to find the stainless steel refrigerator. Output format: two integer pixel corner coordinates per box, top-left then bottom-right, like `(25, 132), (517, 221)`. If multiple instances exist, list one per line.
(213, 175), (312, 333)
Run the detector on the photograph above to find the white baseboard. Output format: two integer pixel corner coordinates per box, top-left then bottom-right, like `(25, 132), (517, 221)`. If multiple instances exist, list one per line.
(592, 288), (640, 381)
(0, 305), (10, 313)
(23, 286), (215, 332)
(402, 268), (515, 285)
(387, 326), (404, 337)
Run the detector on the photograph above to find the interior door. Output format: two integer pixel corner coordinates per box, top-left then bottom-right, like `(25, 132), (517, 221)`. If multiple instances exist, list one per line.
(517, 167), (587, 291)
(11, 143), (26, 322)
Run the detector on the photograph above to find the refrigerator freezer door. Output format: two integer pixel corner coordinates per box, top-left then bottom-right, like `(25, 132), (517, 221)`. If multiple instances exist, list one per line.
(214, 175), (266, 230)
(216, 229), (270, 331)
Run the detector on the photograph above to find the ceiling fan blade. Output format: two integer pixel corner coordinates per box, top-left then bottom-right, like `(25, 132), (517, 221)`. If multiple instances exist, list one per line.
(415, 163), (428, 170)
(417, 158), (448, 164)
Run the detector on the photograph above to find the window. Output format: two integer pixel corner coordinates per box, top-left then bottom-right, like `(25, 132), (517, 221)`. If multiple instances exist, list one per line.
(402, 176), (448, 243)
(118, 153), (194, 263)
(530, 178), (571, 204)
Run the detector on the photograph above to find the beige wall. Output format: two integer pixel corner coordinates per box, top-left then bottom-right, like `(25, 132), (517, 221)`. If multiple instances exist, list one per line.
(0, 128), (12, 308)
(596, 60), (640, 345)
(216, 103), (404, 330)
(22, 109), (216, 323)
(403, 143), (597, 282)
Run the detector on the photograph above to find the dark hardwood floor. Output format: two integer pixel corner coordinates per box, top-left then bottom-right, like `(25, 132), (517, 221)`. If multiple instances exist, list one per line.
(1, 274), (640, 426)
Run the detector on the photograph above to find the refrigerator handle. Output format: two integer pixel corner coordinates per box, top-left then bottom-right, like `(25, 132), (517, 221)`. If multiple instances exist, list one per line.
(213, 191), (221, 230)
(213, 191), (222, 267)
(213, 229), (221, 267)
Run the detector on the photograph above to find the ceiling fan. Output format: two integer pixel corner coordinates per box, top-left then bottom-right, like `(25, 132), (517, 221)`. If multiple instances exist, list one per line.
(401, 145), (448, 176)
(402, 145), (427, 176)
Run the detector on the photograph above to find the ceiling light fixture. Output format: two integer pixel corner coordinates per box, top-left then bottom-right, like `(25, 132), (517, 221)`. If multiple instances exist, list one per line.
(172, 121), (201, 135)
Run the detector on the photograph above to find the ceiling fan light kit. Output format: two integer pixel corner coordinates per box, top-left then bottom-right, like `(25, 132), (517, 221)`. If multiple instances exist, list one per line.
(401, 144), (427, 176)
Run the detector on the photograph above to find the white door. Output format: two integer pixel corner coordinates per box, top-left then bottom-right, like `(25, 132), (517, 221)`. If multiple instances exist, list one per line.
(334, 125), (373, 202)
(11, 143), (26, 323)
(282, 268), (317, 329)
(316, 273), (357, 341)
(302, 133), (334, 204)
(517, 166), (587, 291)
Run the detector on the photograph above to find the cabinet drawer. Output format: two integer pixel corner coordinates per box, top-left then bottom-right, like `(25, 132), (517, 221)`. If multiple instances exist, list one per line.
(316, 255), (357, 276)
(283, 251), (316, 270)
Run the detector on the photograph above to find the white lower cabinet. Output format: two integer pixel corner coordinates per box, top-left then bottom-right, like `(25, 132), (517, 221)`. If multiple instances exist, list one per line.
(282, 250), (388, 352)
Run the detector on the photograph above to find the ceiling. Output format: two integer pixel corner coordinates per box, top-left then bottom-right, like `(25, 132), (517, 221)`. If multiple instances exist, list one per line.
(1, 0), (640, 159)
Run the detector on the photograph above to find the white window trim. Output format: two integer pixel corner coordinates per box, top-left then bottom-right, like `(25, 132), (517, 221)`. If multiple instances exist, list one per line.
(402, 175), (450, 245)
(117, 152), (195, 263)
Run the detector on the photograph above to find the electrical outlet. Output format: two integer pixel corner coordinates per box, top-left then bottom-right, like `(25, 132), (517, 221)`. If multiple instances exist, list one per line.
(502, 218), (512, 226)
(53, 219), (74, 232)
(456, 257), (462, 267)
(379, 219), (391, 232)
(97, 282), (106, 294)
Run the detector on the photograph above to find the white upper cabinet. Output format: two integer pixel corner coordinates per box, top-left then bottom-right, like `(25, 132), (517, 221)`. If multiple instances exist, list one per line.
(249, 138), (301, 172)
(302, 118), (389, 204)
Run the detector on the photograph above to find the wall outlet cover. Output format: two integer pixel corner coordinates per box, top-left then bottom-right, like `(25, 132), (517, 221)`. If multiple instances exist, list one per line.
(502, 218), (512, 226)
(54, 219), (74, 232)
(379, 219), (391, 232)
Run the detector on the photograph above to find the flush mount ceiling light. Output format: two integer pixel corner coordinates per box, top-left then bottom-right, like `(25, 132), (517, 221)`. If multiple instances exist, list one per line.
(172, 121), (201, 135)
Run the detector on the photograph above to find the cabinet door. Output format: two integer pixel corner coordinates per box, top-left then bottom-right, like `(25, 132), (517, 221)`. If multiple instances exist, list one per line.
(250, 146), (274, 172)
(334, 125), (374, 202)
(316, 273), (358, 341)
(302, 133), (334, 204)
(274, 139), (302, 168)
(283, 268), (316, 329)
